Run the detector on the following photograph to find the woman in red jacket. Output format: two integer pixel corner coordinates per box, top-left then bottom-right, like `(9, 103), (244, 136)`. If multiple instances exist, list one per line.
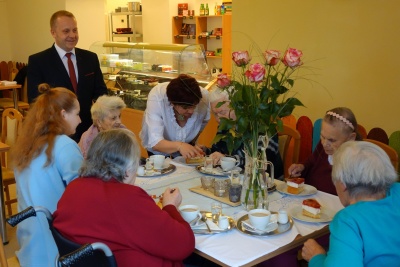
(53, 129), (195, 267)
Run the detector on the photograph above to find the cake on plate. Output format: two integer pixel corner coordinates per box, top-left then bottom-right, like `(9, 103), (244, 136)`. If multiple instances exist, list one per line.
(286, 177), (305, 194)
(185, 156), (205, 165)
(302, 198), (321, 219)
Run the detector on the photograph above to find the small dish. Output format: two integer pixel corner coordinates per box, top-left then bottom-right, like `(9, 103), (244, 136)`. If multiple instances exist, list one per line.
(237, 212), (293, 236)
(191, 211), (235, 235)
(289, 206), (335, 223)
(276, 183), (317, 196)
(196, 165), (242, 177)
(137, 164), (176, 177)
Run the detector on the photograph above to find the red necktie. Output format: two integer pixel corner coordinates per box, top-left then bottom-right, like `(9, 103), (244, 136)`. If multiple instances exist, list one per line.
(65, 52), (77, 93)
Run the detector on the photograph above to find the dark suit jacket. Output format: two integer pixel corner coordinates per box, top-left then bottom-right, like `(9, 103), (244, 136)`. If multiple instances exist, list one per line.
(27, 45), (107, 142)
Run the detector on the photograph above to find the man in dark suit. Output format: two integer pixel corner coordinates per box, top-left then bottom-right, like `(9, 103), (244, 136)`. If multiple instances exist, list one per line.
(27, 10), (107, 142)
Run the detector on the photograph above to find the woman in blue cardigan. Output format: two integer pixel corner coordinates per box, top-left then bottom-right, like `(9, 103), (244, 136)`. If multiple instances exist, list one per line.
(302, 141), (400, 266)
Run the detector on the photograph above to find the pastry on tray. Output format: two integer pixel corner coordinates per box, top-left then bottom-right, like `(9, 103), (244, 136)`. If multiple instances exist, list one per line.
(302, 198), (321, 219)
(286, 177), (305, 194)
(185, 156), (205, 165)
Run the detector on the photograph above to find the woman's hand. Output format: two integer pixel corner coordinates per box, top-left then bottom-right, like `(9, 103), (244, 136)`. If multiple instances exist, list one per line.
(162, 187), (182, 208)
(288, 163), (305, 177)
(301, 239), (326, 262)
(209, 152), (225, 165)
(179, 143), (204, 158)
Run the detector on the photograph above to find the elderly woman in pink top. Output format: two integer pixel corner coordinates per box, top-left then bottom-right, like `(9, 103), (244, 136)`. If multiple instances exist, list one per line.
(79, 95), (127, 158)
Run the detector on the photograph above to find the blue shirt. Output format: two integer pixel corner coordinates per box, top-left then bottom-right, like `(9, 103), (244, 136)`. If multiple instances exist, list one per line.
(310, 183), (400, 267)
(15, 135), (83, 267)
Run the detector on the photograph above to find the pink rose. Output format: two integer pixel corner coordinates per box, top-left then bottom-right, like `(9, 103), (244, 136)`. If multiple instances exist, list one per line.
(282, 48), (303, 68)
(217, 73), (231, 88)
(264, 50), (281, 66)
(232, 51), (252, 67)
(245, 63), (265, 83)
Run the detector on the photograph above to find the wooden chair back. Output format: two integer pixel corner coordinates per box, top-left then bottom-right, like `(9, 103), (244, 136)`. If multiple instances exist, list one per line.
(1, 108), (23, 166)
(120, 108), (148, 158)
(278, 124), (301, 178)
(365, 139), (399, 172)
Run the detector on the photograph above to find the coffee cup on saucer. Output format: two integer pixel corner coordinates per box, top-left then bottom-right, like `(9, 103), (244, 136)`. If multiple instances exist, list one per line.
(248, 209), (271, 230)
(179, 205), (201, 223)
(220, 157), (240, 171)
(150, 155), (165, 169)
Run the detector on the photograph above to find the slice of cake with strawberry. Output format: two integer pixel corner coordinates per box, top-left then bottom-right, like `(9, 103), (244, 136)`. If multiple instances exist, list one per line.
(302, 199), (321, 219)
(286, 178), (305, 194)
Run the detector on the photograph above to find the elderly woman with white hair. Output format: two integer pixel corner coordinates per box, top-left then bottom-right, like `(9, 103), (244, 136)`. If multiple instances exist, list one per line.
(54, 129), (194, 266)
(302, 141), (400, 266)
(79, 95), (127, 158)
(207, 86), (284, 179)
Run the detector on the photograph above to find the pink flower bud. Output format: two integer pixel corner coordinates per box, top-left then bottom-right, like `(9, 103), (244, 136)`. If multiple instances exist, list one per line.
(282, 48), (303, 68)
(264, 50), (281, 66)
(245, 63), (265, 83)
(217, 73), (231, 88)
(232, 51), (252, 67)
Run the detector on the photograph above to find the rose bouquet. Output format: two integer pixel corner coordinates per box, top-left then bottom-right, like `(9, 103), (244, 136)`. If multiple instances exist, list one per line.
(214, 48), (305, 209)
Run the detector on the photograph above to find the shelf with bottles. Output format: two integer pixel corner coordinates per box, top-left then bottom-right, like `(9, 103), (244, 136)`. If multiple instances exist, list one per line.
(171, 13), (231, 74)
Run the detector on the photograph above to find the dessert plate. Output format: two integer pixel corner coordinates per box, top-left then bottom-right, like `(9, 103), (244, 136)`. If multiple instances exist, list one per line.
(137, 164), (176, 177)
(196, 165), (242, 177)
(276, 183), (317, 196)
(289, 206), (335, 223)
(237, 212), (293, 236)
(173, 156), (203, 166)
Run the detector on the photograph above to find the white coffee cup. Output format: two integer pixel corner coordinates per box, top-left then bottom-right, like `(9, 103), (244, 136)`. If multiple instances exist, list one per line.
(150, 155), (165, 169)
(137, 166), (145, 176)
(218, 216), (229, 230)
(179, 205), (201, 223)
(220, 157), (239, 171)
(248, 209), (271, 230)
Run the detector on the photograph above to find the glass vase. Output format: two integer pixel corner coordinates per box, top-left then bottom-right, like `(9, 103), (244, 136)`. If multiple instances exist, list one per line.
(241, 154), (274, 211)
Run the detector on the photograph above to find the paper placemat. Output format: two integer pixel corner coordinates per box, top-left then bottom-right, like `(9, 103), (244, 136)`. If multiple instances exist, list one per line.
(189, 185), (241, 207)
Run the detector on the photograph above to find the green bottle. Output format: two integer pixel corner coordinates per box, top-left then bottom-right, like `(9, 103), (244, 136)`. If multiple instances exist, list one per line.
(200, 4), (205, 16)
(205, 3), (209, 16)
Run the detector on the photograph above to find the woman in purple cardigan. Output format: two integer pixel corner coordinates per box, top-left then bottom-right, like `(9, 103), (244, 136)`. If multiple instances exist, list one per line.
(288, 107), (362, 195)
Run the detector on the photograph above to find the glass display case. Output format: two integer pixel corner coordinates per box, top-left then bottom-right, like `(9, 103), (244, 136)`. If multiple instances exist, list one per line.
(89, 41), (214, 110)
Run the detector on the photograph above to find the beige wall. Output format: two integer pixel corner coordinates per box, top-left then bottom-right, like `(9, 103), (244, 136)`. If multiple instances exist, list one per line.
(1, 0), (399, 135)
(232, 0), (400, 135)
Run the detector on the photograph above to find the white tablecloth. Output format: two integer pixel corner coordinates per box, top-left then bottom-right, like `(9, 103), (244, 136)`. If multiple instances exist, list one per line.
(137, 158), (344, 267)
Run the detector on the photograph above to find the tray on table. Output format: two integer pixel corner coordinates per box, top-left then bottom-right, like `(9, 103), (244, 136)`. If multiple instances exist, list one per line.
(189, 185), (242, 207)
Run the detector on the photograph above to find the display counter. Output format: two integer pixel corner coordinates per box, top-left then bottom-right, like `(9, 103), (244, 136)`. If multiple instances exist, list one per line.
(89, 41), (214, 110)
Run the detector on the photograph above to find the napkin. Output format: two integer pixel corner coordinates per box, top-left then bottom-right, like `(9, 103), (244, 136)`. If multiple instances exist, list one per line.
(242, 219), (278, 234)
(191, 218), (222, 231)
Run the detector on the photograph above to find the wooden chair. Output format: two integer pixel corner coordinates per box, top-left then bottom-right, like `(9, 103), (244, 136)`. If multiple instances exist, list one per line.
(197, 112), (218, 147)
(0, 234), (19, 267)
(364, 139), (399, 172)
(296, 116), (313, 163)
(120, 108), (148, 158)
(367, 127), (389, 144)
(1, 108), (23, 216)
(278, 124), (301, 178)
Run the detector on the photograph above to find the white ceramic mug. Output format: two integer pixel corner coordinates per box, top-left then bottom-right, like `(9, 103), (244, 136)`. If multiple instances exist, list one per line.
(248, 209), (271, 230)
(220, 157), (240, 171)
(179, 205), (201, 223)
(150, 155), (165, 169)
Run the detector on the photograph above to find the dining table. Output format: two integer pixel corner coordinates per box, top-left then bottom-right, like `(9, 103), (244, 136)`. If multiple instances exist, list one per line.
(137, 157), (344, 267)
(0, 84), (22, 109)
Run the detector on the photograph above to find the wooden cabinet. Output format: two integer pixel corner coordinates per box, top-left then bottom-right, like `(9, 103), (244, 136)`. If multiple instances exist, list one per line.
(172, 15), (232, 74)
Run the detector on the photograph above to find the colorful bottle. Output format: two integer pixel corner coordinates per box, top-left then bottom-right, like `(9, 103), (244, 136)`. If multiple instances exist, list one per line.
(214, 3), (218, 15)
(221, 3), (225, 15)
(205, 3), (209, 16)
(200, 4), (205, 16)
